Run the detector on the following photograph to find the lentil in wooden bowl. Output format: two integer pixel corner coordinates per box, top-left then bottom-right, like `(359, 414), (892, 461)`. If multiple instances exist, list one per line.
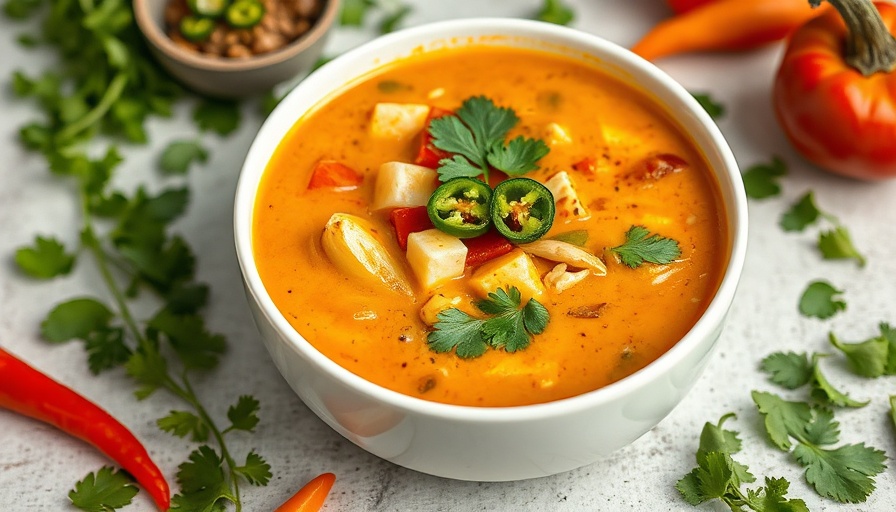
(134, 0), (338, 98)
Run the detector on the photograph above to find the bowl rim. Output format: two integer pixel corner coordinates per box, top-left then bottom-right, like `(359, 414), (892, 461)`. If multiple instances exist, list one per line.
(234, 17), (748, 423)
(133, 0), (340, 71)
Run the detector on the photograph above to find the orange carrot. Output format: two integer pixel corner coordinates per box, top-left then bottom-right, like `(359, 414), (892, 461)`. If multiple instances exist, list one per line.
(307, 161), (363, 190)
(633, 0), (827, 61)
(274, 473), (336, 512)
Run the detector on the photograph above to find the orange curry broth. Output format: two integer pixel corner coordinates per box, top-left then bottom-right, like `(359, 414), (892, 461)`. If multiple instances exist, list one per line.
(253, 46), (728, 407)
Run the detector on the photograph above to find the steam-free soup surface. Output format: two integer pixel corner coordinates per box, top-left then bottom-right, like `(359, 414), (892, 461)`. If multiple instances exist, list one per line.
(254, 46), (727, 407)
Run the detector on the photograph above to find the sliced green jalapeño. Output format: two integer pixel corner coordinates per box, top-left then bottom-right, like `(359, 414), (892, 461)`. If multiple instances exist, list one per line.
(180, 16), (216, 42)
(427, 177), (493, 238)
(490, 178), (555, 243)
(225, 0), (265, 28)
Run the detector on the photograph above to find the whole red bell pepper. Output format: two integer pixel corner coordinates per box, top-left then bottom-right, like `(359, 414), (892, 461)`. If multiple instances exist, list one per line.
(0, 347), (170, 511)
(774, 0), (896, 180)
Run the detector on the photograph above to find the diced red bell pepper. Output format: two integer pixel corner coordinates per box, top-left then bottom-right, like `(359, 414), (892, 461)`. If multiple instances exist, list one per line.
(624, 153), (688, 181)
(463, 230), (514, 267)
(572, 157), (598, 175)
(390, 206), (433, 250)
(307, 160), (363, 190)
(414, 107), (454, 169)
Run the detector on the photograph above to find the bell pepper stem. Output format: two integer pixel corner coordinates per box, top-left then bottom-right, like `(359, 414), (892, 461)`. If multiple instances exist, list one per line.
(816, 0), (896, 75)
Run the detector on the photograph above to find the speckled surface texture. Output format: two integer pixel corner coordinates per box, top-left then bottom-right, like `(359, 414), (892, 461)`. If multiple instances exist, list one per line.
(2, 1), (895, 510)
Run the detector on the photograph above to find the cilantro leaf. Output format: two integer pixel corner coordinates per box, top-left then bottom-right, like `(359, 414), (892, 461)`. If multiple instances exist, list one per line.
(752, 391), (887, 503)
(427, 308), (487, 359)
(41, 298), (113, 343)
(15, 235), (76, 278)
(148, 310), (226, 370)
(171, 446), (234, 511)
(227, 395), (260, 432)
(158, 410), (209, 442)
(761, 352), (813, 389)
(780, 192), (820, 232)
(882, 323), (896, 374)
(193, 100), (241, 136)
(691, 92), (725, 120)
(69, 466), (138, 512)
(428, 287), (550, 358)
(742, 156), (786, 199)
(486, 136), (550, 176)
(159, 140), (208, 175)
(235, 451), (272, 486)
(890, 396), (896, 431)
(85, 327), (131, 374)
(164, 282), (210, 315)
(4, 0), (43, 19)
(536, 0), (574, 25)
(610, 225), (681, 268)
(818, 226), (866, 267)
(810, 354), (868, 408)
(798, 280), (845, 319)
(125, 345), (169, 400)
(340, 0), (375, 25)
(829, 330), (889, 378)
(379, 4), (411, 34)
(678, 451), (735, 504)
(696, 413), (754, 484)
(429, 96), (548, 182)
(742, 477), (809, 512)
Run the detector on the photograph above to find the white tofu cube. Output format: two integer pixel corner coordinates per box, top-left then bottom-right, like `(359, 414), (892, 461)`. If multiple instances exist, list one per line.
(371, 162), (438, 211)
(545, 122), (572, 145)
(370, 103), (430, 140)
(544, 171), (589, 221)
(406, 229), (468, 290)
(469, 249), (545, 301)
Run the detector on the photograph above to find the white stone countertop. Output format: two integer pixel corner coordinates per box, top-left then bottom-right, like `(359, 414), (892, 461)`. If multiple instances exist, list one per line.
(2, 0), (895, 510)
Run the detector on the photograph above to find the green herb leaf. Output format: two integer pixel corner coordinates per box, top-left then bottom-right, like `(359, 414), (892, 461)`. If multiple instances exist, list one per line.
(610, 225), (681, 268)
(259, 90), (282, 117)
(428, 286), (549, 359)
(125, 345), (169, 400)
(379, 4), (411, 34)
(227, 395), (260, 432)
(691, 92), (725, 120)
(536, 0), (574, 25)
(742, 156), (787, 199)
(818, 226), (866, 267)
(798, 280), (846, 319)
(69, 466), (138, 512)
(889, 396), (896, 431)
(171, 446), (234, 511)
(85, 327), (131, 374)
(148, 310), (226, 370)
(340, 0), (375, 25)
(235, 451), (272, 486)
(15, 235), (76, 278)
(158, 410), (209, 442)
(41, 298), (113, 343)
(810, 354), (868, 408)
(742, 477), (809, 512)
(829, 330), (889, 378)
(761, 352), (813, 389)
(429, 96), (548, 182)
(780, 192), (820, 232)
(752, 391), (886, 503)
(696, 413), (755, 484)
(4, 0), (43, 19)
(159, 140), (208, 175)
(193, 99), (241, 136)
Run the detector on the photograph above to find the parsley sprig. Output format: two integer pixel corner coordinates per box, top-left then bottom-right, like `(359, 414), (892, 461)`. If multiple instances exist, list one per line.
(677, 413), (808, 511)
(610, 225), (681, 268)
(7, 0), (266, 509)
(427, 287), (549, 358)
(429, 96), (550, 183)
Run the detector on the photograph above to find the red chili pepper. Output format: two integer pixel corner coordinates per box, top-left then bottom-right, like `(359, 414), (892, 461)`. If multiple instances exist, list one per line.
(390, 205), (434, 250)
(0, 347), (170, 511)
(666, 0), (716, 14)
(774, 0), (896, 180)
(414, 107), (454, 168)
(463, 229), (514, 267)
(274, 472), (336, 512)
(307, 160), (363, 190)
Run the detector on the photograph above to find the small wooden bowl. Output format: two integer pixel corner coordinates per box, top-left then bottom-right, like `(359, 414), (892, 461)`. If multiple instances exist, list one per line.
(133, 0), (339, 98)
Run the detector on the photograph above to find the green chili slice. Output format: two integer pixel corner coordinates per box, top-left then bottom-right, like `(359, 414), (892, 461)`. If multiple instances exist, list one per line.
(188, 0), (229, 17)
(179, 16), (216, 42)
(427, 177), (493, 238)
(490, 178), (555, 243)
(225, 0), (265, 28)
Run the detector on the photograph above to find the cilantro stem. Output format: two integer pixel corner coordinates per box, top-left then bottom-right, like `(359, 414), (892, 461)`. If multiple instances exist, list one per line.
(56, 72), (128, 143)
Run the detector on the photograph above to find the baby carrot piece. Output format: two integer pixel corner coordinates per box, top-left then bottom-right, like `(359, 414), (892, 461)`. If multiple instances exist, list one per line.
(633, 0), (826, 61)
(275, 473), (336, 512)
(0, 347), (170, 511)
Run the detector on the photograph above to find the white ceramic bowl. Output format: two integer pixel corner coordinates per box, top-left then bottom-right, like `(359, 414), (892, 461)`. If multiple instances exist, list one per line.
(234, 18), (747, 481)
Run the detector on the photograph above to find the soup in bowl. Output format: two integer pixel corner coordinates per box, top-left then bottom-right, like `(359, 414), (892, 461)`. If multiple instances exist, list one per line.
(234, 18), (747, 481)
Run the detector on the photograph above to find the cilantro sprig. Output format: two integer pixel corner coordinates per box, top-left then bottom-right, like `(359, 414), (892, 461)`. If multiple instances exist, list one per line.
(742, 156), (787, 199)
(610, 225), (681, 268)
(677, 414), (808, 511)
(427, 286), (549, 358)
(429, 96), (550, 182)
(69, 466), (140, 512)
(799, 280), (846, 320)
(829, 322), (896, 378)
(761, 351), (868, 408)
(753, 391), (887, 503)
(781, 191), (866, 267)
